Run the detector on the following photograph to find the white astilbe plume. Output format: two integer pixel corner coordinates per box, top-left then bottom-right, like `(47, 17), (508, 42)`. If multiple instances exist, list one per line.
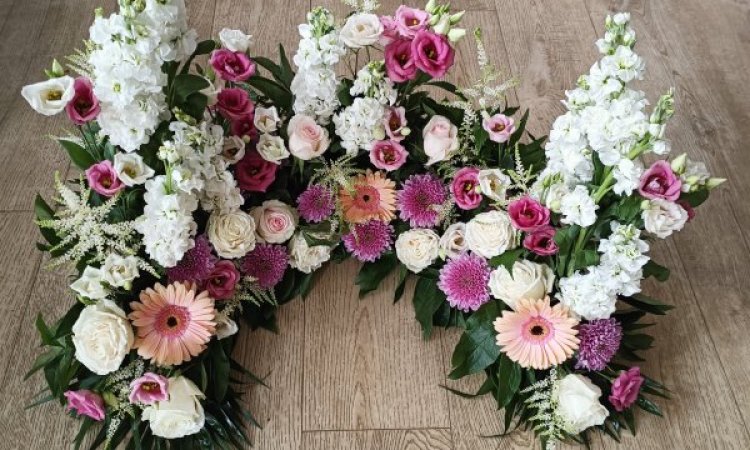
(342, 0), (380, 13)
(521, 368), (566, 449)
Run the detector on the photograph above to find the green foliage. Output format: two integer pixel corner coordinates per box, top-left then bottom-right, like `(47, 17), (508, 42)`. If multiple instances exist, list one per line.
(449, 300), (504, 379)
(412, 276), (446, 338)
(59, 138), (97, 170)
(355, 252), (397, 298)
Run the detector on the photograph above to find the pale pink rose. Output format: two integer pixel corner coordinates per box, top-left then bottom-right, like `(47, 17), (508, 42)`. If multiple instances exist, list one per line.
(423, 115), (459, 165)
(287, 115), (330, 160)
(370, 140), (407, 171)
(384, 106), (408, 142)
(482, 114), (515, 143)
(251, 200), (298, 244)
(64, 390), (105, 421)
(129, 373), (169, 405)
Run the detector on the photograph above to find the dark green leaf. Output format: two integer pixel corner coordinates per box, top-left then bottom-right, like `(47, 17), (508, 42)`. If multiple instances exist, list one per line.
(643, 260), (670, 282)
(636, 396), (663, 416)
(245, 77), (292, 110)
(393, 265), (408, 303)
(680, 189), (709, 208)
(412, 276), (446, 338)
(489, 249), (523, 271)
(172, 74), (210, 103)
(355, 253), (397, 298)
(449, 300), (504, 379)
(59, 138), (96, 170)
(621, 294), (674, 315)
(35, 313), (56, 346)
(495, 355), (522, 407)
(25, 347), (62, 381)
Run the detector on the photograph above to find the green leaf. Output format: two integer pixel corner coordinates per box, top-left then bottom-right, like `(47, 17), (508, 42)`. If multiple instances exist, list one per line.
(278, 44), (294, 86)
(393, 265), (408, 303)
(495, 355), (522, 407)
(449, 300), (504, 379)
(489, 248), (523, 271)
(210, 343), (230, 402)
(412, 276), (446, 338)
(643, 260), (670, 282)
(253, 57), (285, 84)
(680, 189), (709, 208)
(172, 74), (210, 103)
(35, 313), (56, 346)
(636, 396), (663, 416)
(355, 253), (397, 298)
(337, 78), (354, 108)
(59, 138), (96, 170)
(622, 333), (655, 351)
(244, 77), (292, 110)
(621, 293), (674, 315)
(25, 347), (62, 381)
(180, 40), (217, 74)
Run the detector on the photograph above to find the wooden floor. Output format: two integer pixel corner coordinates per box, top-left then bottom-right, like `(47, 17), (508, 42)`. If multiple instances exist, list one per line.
(0, 0), (748, 448)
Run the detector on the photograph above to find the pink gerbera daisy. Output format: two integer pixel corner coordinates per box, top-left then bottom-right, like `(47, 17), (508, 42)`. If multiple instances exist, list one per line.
(493, 297), (579, 370)
(129, 282), (216, 367)
(437, 252), (491, 312)
(397, 173), (447, 228)
(241, 244), (288, 289)
(342, 220), (394, 262)
(297, 184), (335, 223)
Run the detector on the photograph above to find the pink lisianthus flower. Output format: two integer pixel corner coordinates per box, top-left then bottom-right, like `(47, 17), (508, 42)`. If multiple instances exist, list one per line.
(384, 39), (418, 82)
(370, 140), (407, 171)
(235, 148), (278, 192)
(384, 106), (409, 142)
(203, 260), (241, 300)
(523, 225), (559, 256)
(638, 160), (682, 201)
(230, 114), (258, 140)
(210, 49), (256, 82)
(508, 196), (550, 232)
(379, 16), (399, 46)
(86, 160), (124, 197)
(129, 372), (169, 405)
(411, 30), (455, 79)
(609, 367), (645, 412)
(451, 167), (482, 210)
(216, 88), (254, 122)
(64, 389), (106, 421)
(66, 77), (99, 125)
(394, 6), (430, 38)
(482, 114), (515, 143)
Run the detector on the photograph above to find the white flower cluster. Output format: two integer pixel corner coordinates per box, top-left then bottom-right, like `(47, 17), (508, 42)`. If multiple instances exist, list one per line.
(559, 222), (649, 320)
(333, 97), (386, 155)
(350, 61), (397, 106)
(88, 0), (197, 152)
(290, 8), (346, 124)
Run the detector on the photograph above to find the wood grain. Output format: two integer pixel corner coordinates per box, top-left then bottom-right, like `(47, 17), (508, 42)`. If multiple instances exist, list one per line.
(302, 428), (453, 450)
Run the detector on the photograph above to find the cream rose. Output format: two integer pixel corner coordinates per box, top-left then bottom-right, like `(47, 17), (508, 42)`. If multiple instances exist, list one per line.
(439, 222), (467, 260)
(250, 200), (298, 244)
(70, 266), (108, 300)
(395, 229), (440, 273)
(100, 253), (140, 289)
(422, 115), (459, 166)
(340, 13), (384, 48)
(288, 233), (331, 274)
(207, 210), (257, 258)
(287, 114), (330, 160)
(489, 260), (554, 310)
(21, 76), (75, 116)
(218, 28), (252, 52)
(114, 152), (155, 186)
(555, 374), (609, 434)
(465, 210), (518, 259)
(642, 199), (688, 239)
(256, 134), (290, 164)
(478, 169), (512, 202)
(72, 299), (134, 375)
(254, 106), (280, 133)
(142, 376), (205, 439)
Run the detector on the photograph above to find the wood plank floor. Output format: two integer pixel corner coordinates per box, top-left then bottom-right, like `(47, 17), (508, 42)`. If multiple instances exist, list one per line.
(1, 0), (749, 448)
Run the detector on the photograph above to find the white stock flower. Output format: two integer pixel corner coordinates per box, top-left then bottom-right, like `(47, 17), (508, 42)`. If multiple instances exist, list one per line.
(439, 222), (467, 260)
(218, 28), (253, 52)
(489, 260), (554, 310)
(256, 134), (290, 164)
(612, 158), (643, 196)
(395, 229), (440, 273)
(465, 211), (518, 259)
(478, 169), (512, 202)
(21, 76), (75, 116)
(72, 299), (134, 375)
(114, 152), (156, 186)
(558, 267), (618, 320)
(254, 106), (280, 134)
(340, 13), (383, 48)
(70, 266), (108, 300)
(250, 200), (298, 244)
(333, 97), (386, 155)
(142, 376), (205, 439)
(100, 253), (140, 288)
(642, 199), (688, 239)
(207, 210), (257, 258)
(555, 374), (609, 434)
(288, 232), (331, 274)
(560, 185), (598, 227)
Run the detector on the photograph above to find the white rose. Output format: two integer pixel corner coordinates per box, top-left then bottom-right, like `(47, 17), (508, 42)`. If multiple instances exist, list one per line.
(21, 76), (75, 116)
(642, 199), (688, 239)
(70, 266), (108, 300)
(254, 106), (280, 133)
(489, 260), (554, 310)
(207, 210), (257, 258)
(114, 152), (156, 186)
(142, 376), (205, 439)
(439, 222), (467, 260)
(478, 169), (512, 202)
(465, 211), (518, 259)
(340, 13), (383, 48)
(555, 374), (609, 434)
(100, 253), (140, 289)
(288, 233), (331, 274)
(214, 311), (238, 340)
(287, 114), (331, 160)
(395, 229), (440, 273)
(221, 135), (246, 164)
(218, 28), (253, 52)
(422, 115), (459, 165)
(72, 299), (134, 375)
(250, 200), (298, 244)
(256, 134), (290, 164)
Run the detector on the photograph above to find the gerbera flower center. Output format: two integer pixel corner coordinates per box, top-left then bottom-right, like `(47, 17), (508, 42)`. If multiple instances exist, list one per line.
(353, 185), (381, 212)
(523, 317), (553, 343)
(155, 305), (191, 337)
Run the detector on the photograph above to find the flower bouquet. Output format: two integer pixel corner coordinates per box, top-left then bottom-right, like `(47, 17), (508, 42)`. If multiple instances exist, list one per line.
(22, 0), (724, 448)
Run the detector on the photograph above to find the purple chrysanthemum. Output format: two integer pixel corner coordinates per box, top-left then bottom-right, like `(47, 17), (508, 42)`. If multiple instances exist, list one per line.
(397, 173), (447, 228)
(167, 235), (216, 283)
(240, 244), (288, 290)
(342, 220), (394, 262)
(575, 318), (623, 371)
(297, 184), (335, 223)
(438, 253), (491, 312)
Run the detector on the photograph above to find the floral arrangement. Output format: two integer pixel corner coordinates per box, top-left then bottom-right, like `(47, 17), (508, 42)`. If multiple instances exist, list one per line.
(21, 0), (724, 448)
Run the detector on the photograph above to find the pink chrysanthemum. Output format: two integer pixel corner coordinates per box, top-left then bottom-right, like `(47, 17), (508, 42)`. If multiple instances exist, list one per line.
(297, 184), (335, 223)
(129, 282), (216, 367)
(576, 318), (623, 371)
(342, 220), (394, 262)
(397, 173), (447, 228)
(438, 252), (491, 312)
(241, 244), (288, 289)
(167, 235), (216, 283)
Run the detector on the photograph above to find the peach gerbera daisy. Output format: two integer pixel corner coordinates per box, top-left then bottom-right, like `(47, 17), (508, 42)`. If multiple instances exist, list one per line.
(493, 297), (579, 370)
(340, 170), (396, 223)
(129, 282), (216, 367)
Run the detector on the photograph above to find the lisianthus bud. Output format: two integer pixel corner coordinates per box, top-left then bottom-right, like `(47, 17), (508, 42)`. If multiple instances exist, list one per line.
(706, 177), (727, 190)
(433, 15), (451, 35)
(448, 28), (466, 43)
(670, 153), (687, 174)
(450, 11), (466, 24)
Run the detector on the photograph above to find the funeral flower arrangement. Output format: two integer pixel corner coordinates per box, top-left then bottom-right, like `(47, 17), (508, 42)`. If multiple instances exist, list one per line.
(21, 0), (724, 448)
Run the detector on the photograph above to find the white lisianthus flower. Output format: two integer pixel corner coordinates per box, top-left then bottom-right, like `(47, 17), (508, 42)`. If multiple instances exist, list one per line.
(554, 374), (609, 434)
(465, 211), (518, 259)
(489, 260), (555, 310)
(100, 253), (140, 289)
(560, 185), (598, 227)
(214, 311), (239, 340)
(288, 233), (331, 274)
(642, 199), (688, 239)
(114, 153), (156, 186)
(478, 169), (512, 202)
(395, 229), (440, 273)
(207, 210), (257, 258)
(250, 200), (298, 244)
(340, 13), (383, 48)
(21, 76), (75, 115)
(218, 28), (253, 52)
(221, 135), (246, 165)
(439, 222), (467, 260)
(254, 106), (280, 134)
(142, 377), (205, 439)
(71, 299), (134, 375)
(256, 134), (290, 164)
(70, 266), (108, 300)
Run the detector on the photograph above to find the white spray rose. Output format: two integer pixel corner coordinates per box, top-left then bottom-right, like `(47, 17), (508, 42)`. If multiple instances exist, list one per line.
(340, 13), (383, 48)
(254, 106), (280, 133)
(288, 233), (331, 274)
(70, 266), (108, 300)
(207, 210), (257, 258)
(422, 115), (459, 166)
(100, 253), (140, 289)
(142, 377), (205, 439)
(256, 134), (290, 164)
(395, 229), (440, 273)
(489, 260), (555, 310)
(439, 222), (467, 260)
(72, 299), (134, 375)
(555, 374), (609, 434)
(21, 76), (75, 116)
(642, 199), (688, 239)
(250, 200), (298, 244)
(218, 28), (253, 52)
(214, 311), (239, 340)
(465, 210), (518, 259)
(478, 169), (512, 202)
(114, 153), (156, 186)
